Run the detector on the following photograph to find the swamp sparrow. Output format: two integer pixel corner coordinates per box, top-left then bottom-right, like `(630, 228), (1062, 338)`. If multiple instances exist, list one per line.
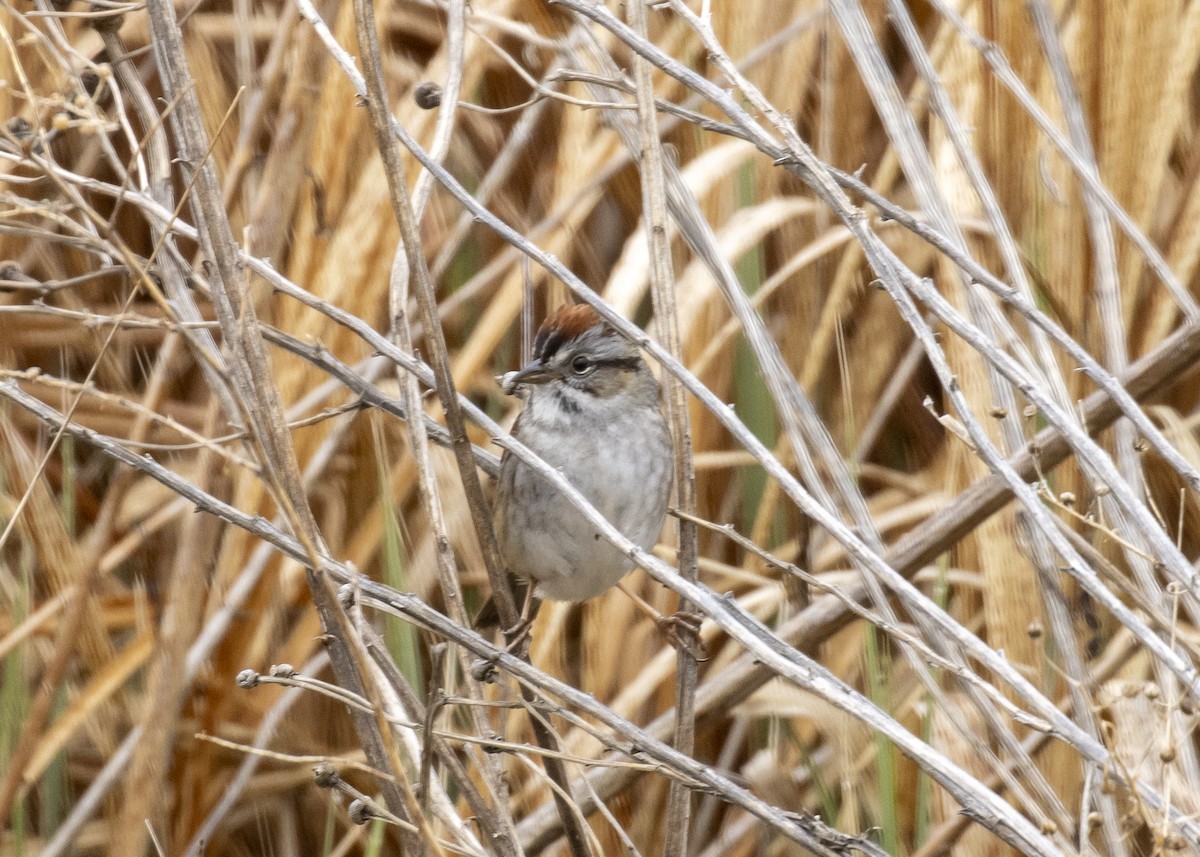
(492, 304), (673, 603)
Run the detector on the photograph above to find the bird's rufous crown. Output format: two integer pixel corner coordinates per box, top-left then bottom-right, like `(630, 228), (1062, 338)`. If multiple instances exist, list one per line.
(533, 304), (611, 361)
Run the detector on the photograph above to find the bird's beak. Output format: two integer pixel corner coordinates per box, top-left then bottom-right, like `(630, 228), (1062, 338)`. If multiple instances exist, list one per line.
(506, 358), (557, 388)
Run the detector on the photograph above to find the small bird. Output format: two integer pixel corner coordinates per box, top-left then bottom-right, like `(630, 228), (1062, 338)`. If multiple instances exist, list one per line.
(492, 304), (673, 609)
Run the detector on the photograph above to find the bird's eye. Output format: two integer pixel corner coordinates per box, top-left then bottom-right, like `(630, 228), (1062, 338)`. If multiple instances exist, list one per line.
(571, 355), (592, 374)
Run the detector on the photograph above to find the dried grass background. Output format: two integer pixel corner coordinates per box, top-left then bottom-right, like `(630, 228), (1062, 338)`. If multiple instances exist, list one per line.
(3, 0), (1200, 855)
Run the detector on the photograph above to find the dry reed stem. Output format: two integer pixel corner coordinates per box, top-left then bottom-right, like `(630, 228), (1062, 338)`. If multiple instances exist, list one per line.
(625, 3), (699, 855)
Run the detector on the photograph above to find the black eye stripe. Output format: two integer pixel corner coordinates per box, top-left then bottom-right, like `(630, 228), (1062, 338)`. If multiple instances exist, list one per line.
(586, 356), (641, 371)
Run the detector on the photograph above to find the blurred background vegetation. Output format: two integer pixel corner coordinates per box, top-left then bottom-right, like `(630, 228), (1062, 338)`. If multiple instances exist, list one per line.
(3, 0), (1200, 855)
